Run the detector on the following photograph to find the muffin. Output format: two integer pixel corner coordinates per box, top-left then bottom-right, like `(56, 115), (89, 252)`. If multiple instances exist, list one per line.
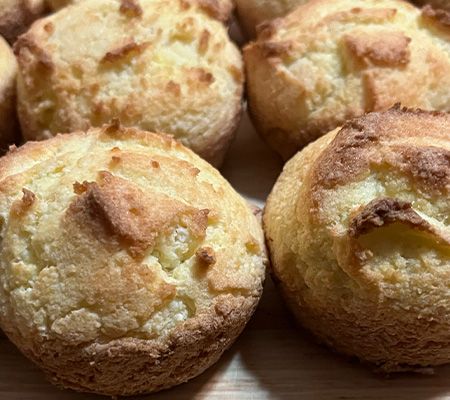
(0, 123), (267, 396)
(234, 0), (307, 37)
(0, 0), (47, 43)
(15, 0), (242, 166)
(0, 36), (19, 150)
(245, 0), (450, 160)
(264, 106), (450, 372)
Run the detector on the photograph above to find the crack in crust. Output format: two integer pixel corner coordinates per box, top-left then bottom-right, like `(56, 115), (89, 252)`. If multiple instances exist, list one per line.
(349, 198), (450, 245)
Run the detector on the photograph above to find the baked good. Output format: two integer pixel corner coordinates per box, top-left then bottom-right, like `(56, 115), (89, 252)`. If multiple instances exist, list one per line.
(0, 123), (267, 396)
(245, 0), (450, 160)
(0, 36), (19, 150)
(0, 0), (46, 43)
(15, 0), (242, 166)
(234, 0), (307, 37)
(264, 106), (450, 371)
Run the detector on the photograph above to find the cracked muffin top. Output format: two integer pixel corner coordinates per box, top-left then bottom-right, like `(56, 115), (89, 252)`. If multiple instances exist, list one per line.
(245, 0), (450, 159)
(264, 107), (450, 371)
(0, 124), (266, 395)
(15, 0), (241, 166)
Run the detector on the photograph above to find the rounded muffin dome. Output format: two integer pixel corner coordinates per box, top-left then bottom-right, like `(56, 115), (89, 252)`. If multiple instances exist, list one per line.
(0, 36), (19, 150)
(234, 0), (308, 37)
(0, 0), (46, 43)
(0, 124), (266, 396)
(245, 0), (450, 160)
(264, 107), (450, 371)
(15, 0), (242, 166)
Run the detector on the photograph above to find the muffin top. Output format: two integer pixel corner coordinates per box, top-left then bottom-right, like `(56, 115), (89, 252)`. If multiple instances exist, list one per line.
(0, 124), (266, 345)
(245, 0), (450, 157)
(15, 0), (242, 165)
(265, 106), (449, 315)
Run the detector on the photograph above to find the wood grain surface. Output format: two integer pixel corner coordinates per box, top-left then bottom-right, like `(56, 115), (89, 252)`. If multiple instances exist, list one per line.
(1, 114), (450, 400)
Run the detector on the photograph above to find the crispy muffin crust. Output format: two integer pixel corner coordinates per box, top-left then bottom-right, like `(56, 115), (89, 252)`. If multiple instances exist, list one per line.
(234, 0), (308, 37)
(0, 0), (47, 43)
(0, 36), (19, 151)
(264, 107), (450, 372)
(15, 0), (241, 166)
(245, 0), (450, 160)
(0, 124), (266, 396)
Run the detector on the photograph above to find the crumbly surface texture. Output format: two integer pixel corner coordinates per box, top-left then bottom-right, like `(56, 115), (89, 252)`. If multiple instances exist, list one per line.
(264, 107), (450, 372)
(245, 0), (450, 159)
(15, 0), (241, 166)
(0, 0), (47, 43)
(235, 0), (307, 37)
(0, 36), (19, 150)
(0, 124), (266, 396)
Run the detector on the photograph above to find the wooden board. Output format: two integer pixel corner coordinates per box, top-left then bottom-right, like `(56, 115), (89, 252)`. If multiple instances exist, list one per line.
(1, 115), (450, 400)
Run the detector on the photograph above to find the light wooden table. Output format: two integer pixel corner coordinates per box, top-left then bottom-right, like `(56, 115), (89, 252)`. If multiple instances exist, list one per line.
(2, 114), (450, 399)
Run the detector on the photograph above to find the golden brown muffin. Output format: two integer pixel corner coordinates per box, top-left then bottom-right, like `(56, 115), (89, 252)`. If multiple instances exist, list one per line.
(15, 0), (241, 166)
(0, 36), (19, 150)
(0, 0), (47, 43)
(245, 0), (450, 160)
(264, 106), (450, 372)
(235, 0), (308, 37)
(0, 123), (267, 396)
